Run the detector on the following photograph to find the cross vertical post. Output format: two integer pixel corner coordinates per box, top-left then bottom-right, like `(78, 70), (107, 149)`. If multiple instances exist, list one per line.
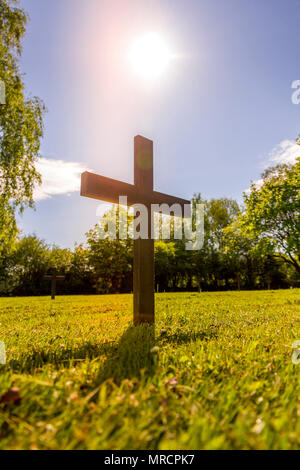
(51, 276), (56, 301)
(133, 136), (155, 325)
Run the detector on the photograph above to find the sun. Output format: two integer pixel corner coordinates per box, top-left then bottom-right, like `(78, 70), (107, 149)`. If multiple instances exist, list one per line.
(129, 32), (172, 81)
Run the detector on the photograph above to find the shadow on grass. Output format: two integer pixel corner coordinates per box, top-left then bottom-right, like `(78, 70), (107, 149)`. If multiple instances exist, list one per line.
(6, 326), (214, 378)
(96, 324), (155, 384)
(7, 341), (115, 373)
(7, 324), (155, 382)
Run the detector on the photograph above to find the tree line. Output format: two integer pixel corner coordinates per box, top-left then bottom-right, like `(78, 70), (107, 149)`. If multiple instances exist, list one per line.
(1, 154), (299, 296)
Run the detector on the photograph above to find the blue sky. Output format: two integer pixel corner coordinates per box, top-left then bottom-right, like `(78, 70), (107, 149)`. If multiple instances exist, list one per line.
(17, 0), (300, 248)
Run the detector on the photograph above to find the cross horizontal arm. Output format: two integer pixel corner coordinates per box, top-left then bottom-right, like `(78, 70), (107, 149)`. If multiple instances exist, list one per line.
(81, 172), (140, 206)
(151, 190), (191, 216)
(81, 172), (191, 215)
(44, 276), (65, 280)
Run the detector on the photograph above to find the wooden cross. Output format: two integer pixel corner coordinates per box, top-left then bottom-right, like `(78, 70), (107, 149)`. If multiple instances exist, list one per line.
(44, 271), (66, 300)
(81, 136), (190, 325)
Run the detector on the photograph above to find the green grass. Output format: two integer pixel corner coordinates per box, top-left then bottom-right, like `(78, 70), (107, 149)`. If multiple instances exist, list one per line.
(1, 290), (300, 450)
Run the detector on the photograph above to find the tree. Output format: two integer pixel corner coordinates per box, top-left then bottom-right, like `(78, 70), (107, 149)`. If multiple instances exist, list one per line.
(8, 235), (50, 295)
(0, 0), (45, 247)
(68, 244), (94, 294)
(241, 157), (300, 276)
(205, 198), (240, 251)
(192, 196), (240, 290)
(155, 241), (176, 292)
(86, 207), (134, 294)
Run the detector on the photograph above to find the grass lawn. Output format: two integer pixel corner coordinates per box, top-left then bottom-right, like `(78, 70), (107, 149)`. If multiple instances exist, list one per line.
(0, 290), (300, 450)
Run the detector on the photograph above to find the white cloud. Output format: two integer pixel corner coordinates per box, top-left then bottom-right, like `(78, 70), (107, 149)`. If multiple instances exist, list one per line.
(264, 139), (300, 168)
(34, 157), (91, 201)
(245, 139), (299, 194)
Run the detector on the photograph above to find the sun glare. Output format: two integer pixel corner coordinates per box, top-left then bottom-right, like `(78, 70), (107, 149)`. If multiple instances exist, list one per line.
(129, 32), (172, 81)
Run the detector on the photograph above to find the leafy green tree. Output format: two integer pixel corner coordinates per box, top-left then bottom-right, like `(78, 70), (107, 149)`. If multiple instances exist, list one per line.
(8, 235), (50, 295)
(205, 198), (240, 251)
(241, 157), (300, 276)
(155, 241), (176, 292)
(86, 207), (134, 294)
(0, 0), (45, 248)
(192, 196), (240, 289)
(47, 245), (72, 274)
(0, 234), (16, 294)
(0, 235), (73, 296)
(67, 244), (94, 294)
(87, 234), (133, 294)
(223, 219), (280, 290)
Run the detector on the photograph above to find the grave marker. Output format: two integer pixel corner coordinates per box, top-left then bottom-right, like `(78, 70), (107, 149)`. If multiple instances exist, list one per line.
(81, 136), (191, 325)
(44, 271), (66, 300)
